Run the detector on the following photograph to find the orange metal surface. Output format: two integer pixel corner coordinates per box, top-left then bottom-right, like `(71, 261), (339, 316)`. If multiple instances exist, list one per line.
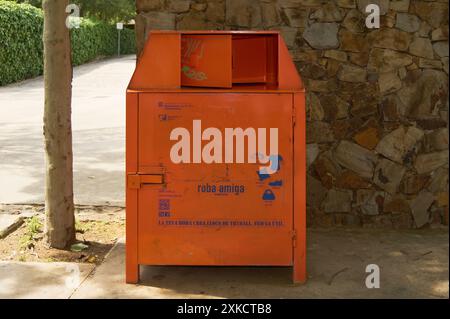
(181, 35), (232, 88)
(126, 31), (306, 284)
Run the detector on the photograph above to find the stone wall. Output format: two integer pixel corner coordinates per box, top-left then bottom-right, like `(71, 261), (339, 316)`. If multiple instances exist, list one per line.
(135, 0), (449, 228)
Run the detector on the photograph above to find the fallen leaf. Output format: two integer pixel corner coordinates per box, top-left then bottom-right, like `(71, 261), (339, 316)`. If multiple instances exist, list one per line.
(87, 255), (97, 263)
(70, 243), (89, 252)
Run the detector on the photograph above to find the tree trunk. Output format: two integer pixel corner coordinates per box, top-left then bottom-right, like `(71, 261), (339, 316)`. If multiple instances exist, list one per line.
(43, 0), (75, 249)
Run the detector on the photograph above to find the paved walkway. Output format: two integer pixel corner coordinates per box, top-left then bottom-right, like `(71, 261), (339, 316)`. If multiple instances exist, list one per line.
(0, 228), (447, 299)
(0, 56), (136, 206)
(0, 261), (94, 299)
(70, 228), (448, 299)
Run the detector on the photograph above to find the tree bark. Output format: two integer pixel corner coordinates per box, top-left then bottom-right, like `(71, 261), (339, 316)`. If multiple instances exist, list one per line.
(43, 0), (75, 249)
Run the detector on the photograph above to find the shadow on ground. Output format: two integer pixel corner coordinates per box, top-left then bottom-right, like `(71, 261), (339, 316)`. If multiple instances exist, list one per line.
(71, 228), (449, 299)
(0, 125), (124, 205)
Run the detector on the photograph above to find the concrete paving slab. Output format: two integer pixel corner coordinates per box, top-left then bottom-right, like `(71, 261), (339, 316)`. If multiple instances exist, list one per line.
(0, 214), (23, 238)
(0, 261), (94, 299)
(72, 229), (449, 299)
(0, 56), (136, 206)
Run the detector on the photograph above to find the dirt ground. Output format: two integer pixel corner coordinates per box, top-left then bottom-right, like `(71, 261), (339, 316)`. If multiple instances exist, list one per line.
(1, 204), (448, 298)
(0, 205), (124, 265)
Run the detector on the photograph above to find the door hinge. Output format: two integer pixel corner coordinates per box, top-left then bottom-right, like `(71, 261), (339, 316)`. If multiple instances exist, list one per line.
(291, 229), (297, 247)
(292, 107), (296, 127)
(127, 174), (164, 189)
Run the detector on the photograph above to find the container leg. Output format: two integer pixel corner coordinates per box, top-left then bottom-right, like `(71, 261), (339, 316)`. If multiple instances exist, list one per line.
(126, 263), (139, 284)
(293, 251), (306, 284)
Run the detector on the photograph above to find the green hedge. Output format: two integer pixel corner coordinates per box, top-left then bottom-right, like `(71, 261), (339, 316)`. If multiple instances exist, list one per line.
(0, 1), (135, 86)
(71, 19), (135, 66)
(0, 1), (43, 85)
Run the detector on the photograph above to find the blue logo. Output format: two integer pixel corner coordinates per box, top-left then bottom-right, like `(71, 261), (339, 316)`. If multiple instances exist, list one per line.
(262, 189), (275, 201)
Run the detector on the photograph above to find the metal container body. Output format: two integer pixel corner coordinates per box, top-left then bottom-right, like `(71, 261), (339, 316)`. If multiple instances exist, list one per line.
(126, 31), (306, 284)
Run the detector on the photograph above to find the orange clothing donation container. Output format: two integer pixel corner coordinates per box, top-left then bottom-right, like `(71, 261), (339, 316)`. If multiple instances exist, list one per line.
(126, 31), (306, 284)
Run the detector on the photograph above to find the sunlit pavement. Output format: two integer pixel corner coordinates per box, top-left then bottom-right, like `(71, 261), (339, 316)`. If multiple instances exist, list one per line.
(0, 55), (136, 206)
(72, 228), (449, 299)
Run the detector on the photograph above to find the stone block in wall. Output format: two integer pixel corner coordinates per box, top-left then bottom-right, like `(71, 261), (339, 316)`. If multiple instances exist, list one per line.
(368, 48), (413, 72)
(349, 52), (369, 66)
(375, 126), (424, 164)
(433, 41), (449, 58)
(357, 0), (389, 15)
(442, 57), (449, 74)
(324, 50), (348, 62)
(307, 174), (327, 208)
(332, 117), (364, 140)
(191, 2), (207, 11)
(410, 191), (435, 228)
(400, 173), (430, 195)
(305, 78), (339, 92)
(204, 1), (225, 23)
(339, 29), (369, 52)
(397, 69), (448, 120)
(306, 143), (320, 168)
(416, 118), (448, 131)
(137, 0), (165, 12)
(335, 170), (372, 189)
(373, 158), (406, 194)
(283, 6), (310, 28)
(380, 94), (404, 121)
(337, 0), (356, 9)
(427, 167), (449, 194)
(303, 23), (340, 49)
(312, 152), (343, 189)
(409, 37), (434, 59)
(337, 64), (367, 82)
(414, 151), (449, 174)
(411, 1), (449, 29)
(384, 195), (411, 214)
(341, 9), (365, 33)
(395, 13), (420, 33)
(338, 81), (379, 116)
(356, 189), (384, 215)
(225, 0), (261, 27)
(319, 94), (350, 120)
(368, 28), (412, 52)
(352, 118), (380, 150)
(378, 71), (402, 94)
(432, 26), (449, 42)
(291, 49), (320, 63)
(177, 11), (220, 30)
(260, 2), (281, 27)
(135, 11), (176, 56)
(298, 62), (328, 79)
(306, 121), (335, 143)
(278, 0), (324, 8)
(322, 189), (353, 213)
(167, 0), (191, 13)
(270, 26), (298, 49)
(418, 58), (443, 70)
(310, 2), (344, 22)
(389, 0), (410, 13)
(307, 92), (324, 121)
(417, 21), (432, 38)
(380, 9), (396, 28)
(334, 140), (378, 179)
(423, 128), (449, 153)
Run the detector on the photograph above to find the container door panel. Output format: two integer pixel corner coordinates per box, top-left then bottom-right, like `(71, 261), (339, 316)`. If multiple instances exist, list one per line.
(137, 93), (293, 265)
(181, 35), (232, 88)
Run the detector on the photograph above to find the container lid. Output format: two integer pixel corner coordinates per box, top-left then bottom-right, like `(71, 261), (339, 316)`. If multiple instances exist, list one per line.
(128, 31), (304, 92)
